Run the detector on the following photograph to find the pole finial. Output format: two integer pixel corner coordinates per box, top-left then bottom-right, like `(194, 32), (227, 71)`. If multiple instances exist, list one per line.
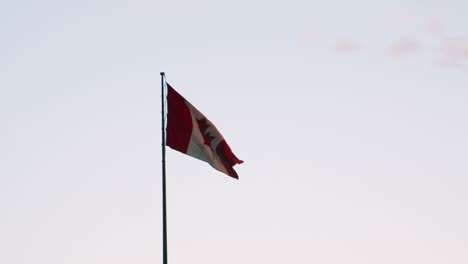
(160, 72), (165, 76)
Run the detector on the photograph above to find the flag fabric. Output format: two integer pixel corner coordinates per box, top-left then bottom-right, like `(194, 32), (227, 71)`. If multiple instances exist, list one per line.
(166, 83), (243, 179)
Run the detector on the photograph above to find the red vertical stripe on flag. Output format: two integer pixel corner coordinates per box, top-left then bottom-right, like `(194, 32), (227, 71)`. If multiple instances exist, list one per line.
(166, 84), (192, 153)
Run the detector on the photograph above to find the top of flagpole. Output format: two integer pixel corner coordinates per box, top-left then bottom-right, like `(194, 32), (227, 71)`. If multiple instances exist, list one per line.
(160, 70), (168, 264)
(160, 72), (165, 76)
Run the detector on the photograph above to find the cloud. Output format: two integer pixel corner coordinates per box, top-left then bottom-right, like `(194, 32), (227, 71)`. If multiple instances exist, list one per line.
(389, 37), (419, 57)
(440, 36), (468, 58)
(334, 38), (361, 54)
(385, 14), (417, 25)
(434, 36), (468, 68)
(296, 31), (320, 42)
(426, 16), (444, 34)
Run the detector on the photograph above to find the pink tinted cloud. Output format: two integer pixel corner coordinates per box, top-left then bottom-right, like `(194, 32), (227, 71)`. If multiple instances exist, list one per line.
(426, 16), (444, 34)
(441, 36), (468, 58)
(297, 31), (320, 41)
(386, 14), (417, 25)
(435, 36), (468, 68)
(389, 37), (419, 57)
(334, 38), (361, 54)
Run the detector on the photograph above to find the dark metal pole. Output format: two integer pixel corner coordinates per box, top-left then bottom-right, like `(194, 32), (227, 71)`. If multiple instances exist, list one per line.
(160, 72), (168, 264)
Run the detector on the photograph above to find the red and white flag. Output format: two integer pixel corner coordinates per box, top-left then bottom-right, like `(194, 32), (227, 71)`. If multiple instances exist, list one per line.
(166, 83), (243, 179)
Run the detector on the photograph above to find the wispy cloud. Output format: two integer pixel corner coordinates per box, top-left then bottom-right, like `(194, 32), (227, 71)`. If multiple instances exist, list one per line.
(389, 37), (419, 57)
(296, 31), (320, 42)
(434, 36), (468, 68)
(440, 36), (468, 58)
(385, 14), (417, 25)
(426, 16), (444, 34)
(296, 15), (466, 72)
(334, 38), (361, 54)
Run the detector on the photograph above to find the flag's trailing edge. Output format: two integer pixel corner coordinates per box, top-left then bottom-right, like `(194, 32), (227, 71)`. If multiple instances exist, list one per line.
(166, 83), (243, 179)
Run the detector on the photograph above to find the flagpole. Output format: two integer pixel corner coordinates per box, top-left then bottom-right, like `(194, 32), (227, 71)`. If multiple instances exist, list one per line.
(160, 72), (168, 264)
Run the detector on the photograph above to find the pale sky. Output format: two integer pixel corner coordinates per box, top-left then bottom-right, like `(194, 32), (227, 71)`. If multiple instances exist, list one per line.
(1, 1), (467, 264)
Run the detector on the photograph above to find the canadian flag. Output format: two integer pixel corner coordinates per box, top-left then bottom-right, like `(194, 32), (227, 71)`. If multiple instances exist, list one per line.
(166, 83), (243, 179)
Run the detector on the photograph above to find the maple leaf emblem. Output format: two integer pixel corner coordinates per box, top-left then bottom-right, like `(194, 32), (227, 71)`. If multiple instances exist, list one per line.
(196, 118), (216, 148)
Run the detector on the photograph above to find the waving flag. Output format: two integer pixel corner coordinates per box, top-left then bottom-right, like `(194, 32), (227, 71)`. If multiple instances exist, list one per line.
(166, 83), (243, 179)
